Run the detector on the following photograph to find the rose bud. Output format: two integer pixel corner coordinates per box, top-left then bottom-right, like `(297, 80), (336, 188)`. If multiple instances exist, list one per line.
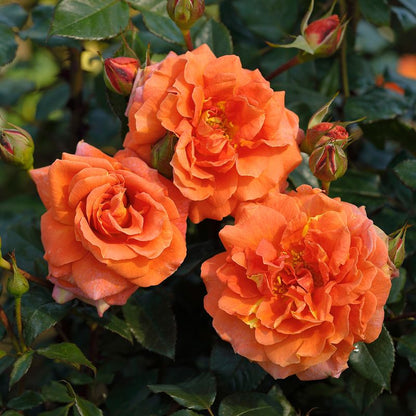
(0, 126), (34, 171)
(304, 14), (346, 57)
(104, 57), (140, 96)
(302, 122), (349, 154)
(309, 141), (348, 183)
(388, 226), (408, 269)
(151, 132), (178, 179)
(167, 0), (205, 31)
(7, 254), (29, 298)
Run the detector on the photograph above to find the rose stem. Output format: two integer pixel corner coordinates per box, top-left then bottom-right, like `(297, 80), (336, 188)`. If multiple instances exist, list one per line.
(266, 55), (301, 81)
(0, 305), (21, 352)
(321, 180), (331, 194)
(339, 0), (350, 98)
(15, 297), (27, 352)
(182, 29), (194, 51)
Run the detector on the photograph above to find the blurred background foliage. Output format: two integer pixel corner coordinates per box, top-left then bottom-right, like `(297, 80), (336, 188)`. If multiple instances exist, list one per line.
(0, 0), (416, 415)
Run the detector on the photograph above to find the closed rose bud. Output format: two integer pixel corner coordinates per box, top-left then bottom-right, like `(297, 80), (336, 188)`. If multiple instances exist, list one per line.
(151, 132), (178, 179)
(309, 142), (347, 183)
(388, 226), (407, 269)
(167, 0), (205, 31)
(104, 57), (140, 96)
(0, 127), (34, 170)
(304, 14), (345, 57)
(302, 122), (349, 154)
(7, 254), (29, 298)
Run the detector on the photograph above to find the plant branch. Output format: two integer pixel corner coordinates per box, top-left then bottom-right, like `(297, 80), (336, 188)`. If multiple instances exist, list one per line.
(386, 311), (416, 322)
(0, 305), (20, 352)
(266, 55), (301, 81)
(15, 297), (27, 352)
(182, 29), (193, 51)
(339, 0), (350, 98)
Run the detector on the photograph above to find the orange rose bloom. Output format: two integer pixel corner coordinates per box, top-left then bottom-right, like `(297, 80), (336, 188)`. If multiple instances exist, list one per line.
(124, 44), (301, 223)
(201, 185), (393, 380)
(30, 142), (187, 316)
(397, 54), (416, 79)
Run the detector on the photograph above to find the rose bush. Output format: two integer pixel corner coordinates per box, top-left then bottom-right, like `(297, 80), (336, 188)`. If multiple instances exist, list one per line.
(30, 142), (187, 315)
(124, 44), (302, 223)
(201, 185), (393, 380)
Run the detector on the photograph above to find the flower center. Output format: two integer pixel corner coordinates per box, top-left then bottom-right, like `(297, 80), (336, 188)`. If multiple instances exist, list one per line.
(202, 100), (235, 143)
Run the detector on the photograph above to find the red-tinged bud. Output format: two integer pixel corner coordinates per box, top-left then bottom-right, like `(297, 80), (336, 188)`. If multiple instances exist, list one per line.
(104, 57), (140, 96)
(7, 254), (29, 298)
(309, 142), (347, 183)
(167, 0), (205, 31)
(304, 14), (345, 57)
(302, 122), (349, 154)
(150, 132), (178, 179)
(388, 226), (408, 269)
(0, 126), (34, 170)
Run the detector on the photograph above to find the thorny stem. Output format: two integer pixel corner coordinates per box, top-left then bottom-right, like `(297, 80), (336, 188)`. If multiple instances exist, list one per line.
(182, 29), (193, 51)
(266, 55), (301, 81)
(15, 297), (27, 352)
(339, 0), (350, 98)
(0, 305), (20, 352)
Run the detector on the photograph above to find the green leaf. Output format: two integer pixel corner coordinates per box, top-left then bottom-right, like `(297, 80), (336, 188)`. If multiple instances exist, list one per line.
(36, 343), (96, 374)
(24, 301), (71, 345)
(329, 169), (384, 212)
(0, 355), (14, 376)
(50, 0), (130, 40)
(360, 118), (416, 153)
(127, 0), (166, 12)
(397, 330), (416, 373)
(267, 386), (297, 416)
(171, 411), (202, 416)
(36, 83), (71, 120)
(42, 381), (73, 404)
(232, 0), (299, 41)
(7, 391), (44, 410)
(19, 6), (79, 47)
(0, 3), (28, 28)
(219, 392), (285, 416)
(358, 0), (390, 25)
(192, 17), (233, 56)
(9, 350), (34, 389)
(148, 373), (216, 411)
(2, 411), (23, 416)
(394, 159), (416, 189)
(210, 342), (266, 394)
(392, 6), (416, 31)
(106, 370), (158, 415)
(73, 396), (103, 416)
(94, 312), (133, 343)
(344, 89), (408, 122)
(348, 326), (395, 390)
(0, 23), (17, 67)
(142, 10), (183, 44)
(344, 369), (383, 413)
(122, 289), (176, 359)
(63, 381), (102, 416)
(39, 405), (72, 416)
